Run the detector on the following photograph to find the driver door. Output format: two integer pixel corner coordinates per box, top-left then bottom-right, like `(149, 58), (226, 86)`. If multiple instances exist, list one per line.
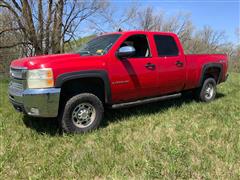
(108, 34), (159, 103)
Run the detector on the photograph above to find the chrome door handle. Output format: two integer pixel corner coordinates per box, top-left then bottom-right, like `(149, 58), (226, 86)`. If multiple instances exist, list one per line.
(176, 61), (183, 67)
(145, 62), (156, 69)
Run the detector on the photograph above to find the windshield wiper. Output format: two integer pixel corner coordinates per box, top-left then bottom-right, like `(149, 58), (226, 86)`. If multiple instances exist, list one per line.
(79, 51), (92, 56)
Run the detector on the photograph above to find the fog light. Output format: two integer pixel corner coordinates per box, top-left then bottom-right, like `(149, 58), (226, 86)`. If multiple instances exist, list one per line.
(30, 108), (39, 115)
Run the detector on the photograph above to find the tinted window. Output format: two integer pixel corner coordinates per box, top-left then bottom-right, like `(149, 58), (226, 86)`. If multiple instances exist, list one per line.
(154, 35), (179, 56)
(120, 34), (151, 58)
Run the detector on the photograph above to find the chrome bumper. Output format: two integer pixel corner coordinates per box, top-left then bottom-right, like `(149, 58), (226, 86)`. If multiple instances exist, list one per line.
(9, 87), (61, 117)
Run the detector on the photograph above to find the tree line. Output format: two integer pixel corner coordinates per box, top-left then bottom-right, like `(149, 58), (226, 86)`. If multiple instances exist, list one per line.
(0, 0), (239, 75)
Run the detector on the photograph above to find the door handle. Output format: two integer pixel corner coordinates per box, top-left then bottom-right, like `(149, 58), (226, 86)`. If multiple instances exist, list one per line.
(145, 62), (156, 69)
(176, 61), (184, 67)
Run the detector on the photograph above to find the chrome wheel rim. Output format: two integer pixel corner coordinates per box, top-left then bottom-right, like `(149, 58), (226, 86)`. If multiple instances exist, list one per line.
(205, 83), (214, 100)
(71, 103), (96, 128)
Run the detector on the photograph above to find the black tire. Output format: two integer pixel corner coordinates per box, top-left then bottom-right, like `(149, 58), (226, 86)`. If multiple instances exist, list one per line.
(194, 78), (217, 102)
(59, 93), (104, 133)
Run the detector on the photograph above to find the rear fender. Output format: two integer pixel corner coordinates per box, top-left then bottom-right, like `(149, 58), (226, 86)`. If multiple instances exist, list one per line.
(199, 63), (223, 87)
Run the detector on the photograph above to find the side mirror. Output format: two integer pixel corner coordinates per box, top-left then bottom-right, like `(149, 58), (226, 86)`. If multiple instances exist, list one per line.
(116, 46), (135, 59)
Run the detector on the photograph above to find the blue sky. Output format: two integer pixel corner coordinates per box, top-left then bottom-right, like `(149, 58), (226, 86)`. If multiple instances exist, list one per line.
(111, 0), (240, 44)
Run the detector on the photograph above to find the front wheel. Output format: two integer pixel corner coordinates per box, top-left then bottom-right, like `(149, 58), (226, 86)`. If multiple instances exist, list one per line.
(59, 93), (104, 133)
(194, 78), (217, 102)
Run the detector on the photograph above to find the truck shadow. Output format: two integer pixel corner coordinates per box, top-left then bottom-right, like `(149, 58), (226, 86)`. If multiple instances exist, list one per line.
(22, 92), (225, 136)
(23, 116), (60, 136)
(102, 92), (225, 128)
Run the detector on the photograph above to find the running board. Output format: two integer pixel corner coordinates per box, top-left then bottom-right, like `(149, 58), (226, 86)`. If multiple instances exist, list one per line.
(111, 93), (181, 109)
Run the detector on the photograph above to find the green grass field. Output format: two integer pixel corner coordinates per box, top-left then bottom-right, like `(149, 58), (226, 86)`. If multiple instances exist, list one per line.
(0, 74), (240, 179)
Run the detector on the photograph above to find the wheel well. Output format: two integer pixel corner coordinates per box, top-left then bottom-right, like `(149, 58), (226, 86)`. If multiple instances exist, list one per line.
(203, 67), (221, 83)
(59, 77), (105, 105)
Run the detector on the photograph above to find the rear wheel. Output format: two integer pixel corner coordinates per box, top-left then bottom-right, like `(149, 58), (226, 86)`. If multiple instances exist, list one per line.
(194, 78), (217, 102)
(59, 93), (104, 133)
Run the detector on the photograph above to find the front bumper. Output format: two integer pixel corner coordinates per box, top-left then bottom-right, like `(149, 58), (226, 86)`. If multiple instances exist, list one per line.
(9, 87), (61, 117)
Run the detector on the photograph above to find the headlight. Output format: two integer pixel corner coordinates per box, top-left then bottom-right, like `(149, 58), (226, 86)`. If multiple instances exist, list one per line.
(27, 68), (54, 88)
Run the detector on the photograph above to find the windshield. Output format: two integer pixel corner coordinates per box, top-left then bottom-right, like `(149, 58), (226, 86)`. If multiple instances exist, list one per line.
(75, 34), (121, 56)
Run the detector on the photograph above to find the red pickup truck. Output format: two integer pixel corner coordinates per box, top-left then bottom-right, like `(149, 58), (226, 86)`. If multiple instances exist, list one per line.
(9, 31), (228, 133)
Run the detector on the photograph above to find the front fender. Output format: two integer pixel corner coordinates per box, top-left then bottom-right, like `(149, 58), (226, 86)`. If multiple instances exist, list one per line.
(55, 70), (111, 104)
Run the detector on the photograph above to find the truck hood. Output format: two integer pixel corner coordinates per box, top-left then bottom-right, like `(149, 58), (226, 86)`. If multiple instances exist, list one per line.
(11, 53), (108, 79)
(11, 53), (107, 68)
(11, 54), (87, 68)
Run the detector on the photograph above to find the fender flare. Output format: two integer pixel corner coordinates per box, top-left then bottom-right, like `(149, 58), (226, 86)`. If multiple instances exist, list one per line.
(55, 70), (111, 104)
(199, 63), (223, 87)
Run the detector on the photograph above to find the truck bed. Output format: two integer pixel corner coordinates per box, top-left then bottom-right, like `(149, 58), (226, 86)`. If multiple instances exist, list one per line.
(184, 54), (228, 90)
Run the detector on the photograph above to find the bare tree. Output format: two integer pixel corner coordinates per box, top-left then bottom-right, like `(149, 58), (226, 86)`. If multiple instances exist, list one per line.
(138, 7), (164, 31)
(136, 7), (194, 47)
(93, 5), (194, 48)
(186, 26), (226, 54)
(0, 0), (108, 55)
(0, 2), (237, 73)
(137, 7), (226, 54)
(0, 11), (22, 75)
(87, 3), (138, 33)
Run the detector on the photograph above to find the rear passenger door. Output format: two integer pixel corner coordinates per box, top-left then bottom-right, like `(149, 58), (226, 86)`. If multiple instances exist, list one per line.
(153, 34), (186, 94)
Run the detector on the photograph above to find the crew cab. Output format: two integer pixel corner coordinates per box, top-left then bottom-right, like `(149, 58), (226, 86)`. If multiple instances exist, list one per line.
(9, 31), (228, 133)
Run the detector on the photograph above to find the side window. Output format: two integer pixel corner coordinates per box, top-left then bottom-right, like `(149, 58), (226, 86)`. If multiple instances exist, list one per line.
(120, 34), (151, 58)
(154, 35), (179, 56)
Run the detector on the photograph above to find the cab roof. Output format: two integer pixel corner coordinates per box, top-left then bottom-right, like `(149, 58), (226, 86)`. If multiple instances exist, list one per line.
(103, 30), (177, 36)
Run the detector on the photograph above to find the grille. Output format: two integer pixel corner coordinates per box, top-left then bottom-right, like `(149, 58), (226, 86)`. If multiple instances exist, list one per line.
(9, 66), (27, 96)
(10, 67), (27, 79)
(9, 81), (24, 96)
(10, 81), (23, 90)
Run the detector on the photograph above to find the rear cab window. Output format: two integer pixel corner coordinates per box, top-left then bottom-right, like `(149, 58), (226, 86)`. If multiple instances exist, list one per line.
(154, 35), (179, 56)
